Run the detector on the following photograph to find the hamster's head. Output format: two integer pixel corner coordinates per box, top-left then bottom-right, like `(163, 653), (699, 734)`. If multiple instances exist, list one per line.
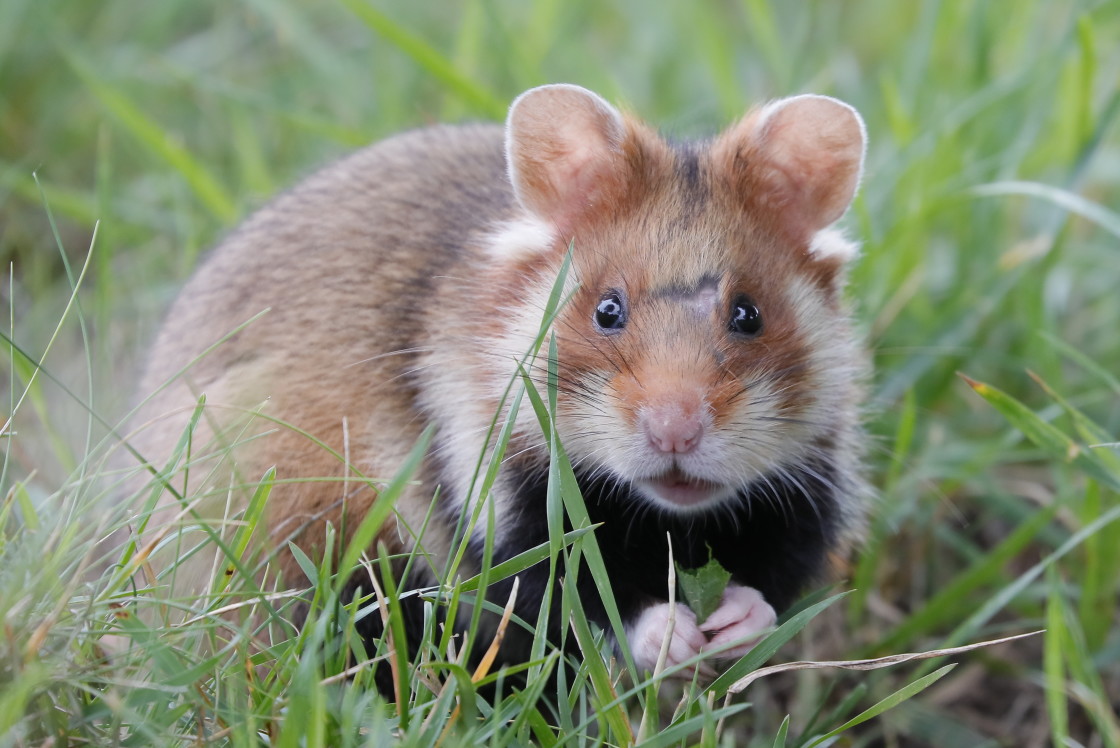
(497, 84), (867, 515)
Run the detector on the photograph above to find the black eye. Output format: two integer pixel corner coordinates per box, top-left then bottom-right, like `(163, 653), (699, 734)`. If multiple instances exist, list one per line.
(595, 291), (627, 332)
(730, 296), (763, 336)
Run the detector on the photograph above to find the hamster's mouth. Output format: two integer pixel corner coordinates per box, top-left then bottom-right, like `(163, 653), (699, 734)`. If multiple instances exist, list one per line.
(639, 467), (725, 508)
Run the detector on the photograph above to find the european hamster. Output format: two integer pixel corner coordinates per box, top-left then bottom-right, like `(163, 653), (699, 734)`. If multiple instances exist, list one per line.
(129, 84), (869, 680)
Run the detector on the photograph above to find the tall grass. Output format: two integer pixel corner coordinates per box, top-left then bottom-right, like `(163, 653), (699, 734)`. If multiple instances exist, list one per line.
(3, 0), (1119, 745)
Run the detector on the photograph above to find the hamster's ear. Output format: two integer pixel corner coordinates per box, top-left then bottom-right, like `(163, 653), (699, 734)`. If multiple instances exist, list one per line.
(715, 95), (865, 252)
(506, 84), (630, 234)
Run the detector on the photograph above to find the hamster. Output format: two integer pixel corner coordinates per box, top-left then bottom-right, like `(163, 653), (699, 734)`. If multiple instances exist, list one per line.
(128, 84), (869, 680)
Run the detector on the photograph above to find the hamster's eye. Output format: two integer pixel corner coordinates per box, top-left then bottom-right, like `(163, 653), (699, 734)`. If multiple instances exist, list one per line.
(595, 291), (627, 332)
(729, 296), (763, 336)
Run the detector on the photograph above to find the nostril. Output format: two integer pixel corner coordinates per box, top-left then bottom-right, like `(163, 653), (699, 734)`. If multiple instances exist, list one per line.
(644, 406), (705, 454)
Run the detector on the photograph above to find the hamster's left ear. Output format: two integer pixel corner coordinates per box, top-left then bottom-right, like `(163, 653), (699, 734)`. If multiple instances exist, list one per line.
(715, 95), (866, 251)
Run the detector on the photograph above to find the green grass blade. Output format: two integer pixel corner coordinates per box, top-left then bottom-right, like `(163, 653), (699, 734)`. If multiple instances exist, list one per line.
(915, 501), (1120, 679)
(376, 549), (412, 730)
(1026, 370), (1120, 469)
(565, 571), (633, 745)
(66, 55), (237, 222)
(221, 467), (274, 583)
(772, 715), (790, 748)
(709, 591), (850, 699)
(336, 0), (505, 118)
(332, 425), (433, 597)
(961, 374), (1120, 490)
(0, 662), (48, 737)
(1044, 568), (1070, 748)
(971, 180), (1120, 239)
(805, 664), (957, 746)
(1039, 331), (1120, 397)
(0, 166), (98, 225)
(870, 502), (1058, 654)
(456, 527), (596, 594)
(634, 703), (752, 748)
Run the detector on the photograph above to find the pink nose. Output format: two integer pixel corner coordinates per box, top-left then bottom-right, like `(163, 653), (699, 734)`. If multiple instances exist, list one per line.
(643, 404), (704, 454)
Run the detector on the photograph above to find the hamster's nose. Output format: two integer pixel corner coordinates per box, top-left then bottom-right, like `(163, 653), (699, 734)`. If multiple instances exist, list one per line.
(642, 401), (705, 454)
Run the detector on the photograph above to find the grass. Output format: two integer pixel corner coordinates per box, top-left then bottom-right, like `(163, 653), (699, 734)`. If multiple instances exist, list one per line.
(3, 0), (1120, 745)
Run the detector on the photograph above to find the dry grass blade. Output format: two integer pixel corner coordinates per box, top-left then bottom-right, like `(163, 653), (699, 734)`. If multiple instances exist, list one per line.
(367, 567), (401, 708)
(436, 577), (520, 746)
(470, 575), (519, 683)
(727, 630), (1043, 693)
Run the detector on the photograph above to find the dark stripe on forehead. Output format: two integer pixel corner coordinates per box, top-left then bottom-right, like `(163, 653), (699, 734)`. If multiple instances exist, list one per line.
(676, 144), (701, 190)
(671, 141), (708, 201)
(651, 273), (721, 300)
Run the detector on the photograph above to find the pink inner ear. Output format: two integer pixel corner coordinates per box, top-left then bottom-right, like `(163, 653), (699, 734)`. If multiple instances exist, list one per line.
(722, 95), (866, 243)
(506, 85), (629, 234)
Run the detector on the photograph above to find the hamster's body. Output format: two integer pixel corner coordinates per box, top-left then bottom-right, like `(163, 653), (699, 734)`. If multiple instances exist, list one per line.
(129, 85), (870, 677)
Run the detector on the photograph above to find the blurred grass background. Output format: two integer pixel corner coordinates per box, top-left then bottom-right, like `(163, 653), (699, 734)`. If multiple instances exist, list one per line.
(3, 0), (1119, 745)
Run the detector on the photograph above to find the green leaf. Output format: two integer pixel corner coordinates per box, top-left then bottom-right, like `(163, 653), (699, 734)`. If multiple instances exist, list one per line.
(675, 552), (731, 625)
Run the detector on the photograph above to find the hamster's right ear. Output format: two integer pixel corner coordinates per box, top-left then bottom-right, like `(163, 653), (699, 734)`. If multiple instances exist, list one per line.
(506, 84), (631, 235)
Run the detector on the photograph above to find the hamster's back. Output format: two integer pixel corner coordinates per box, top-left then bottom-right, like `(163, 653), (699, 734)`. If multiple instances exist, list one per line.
(130, 123), (512, 589)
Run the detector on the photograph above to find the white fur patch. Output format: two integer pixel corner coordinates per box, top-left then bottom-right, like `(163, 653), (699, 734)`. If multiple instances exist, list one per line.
(413, 258), (571, 551)
(808, 227), (860, 261)
(485, 217), (557, 260)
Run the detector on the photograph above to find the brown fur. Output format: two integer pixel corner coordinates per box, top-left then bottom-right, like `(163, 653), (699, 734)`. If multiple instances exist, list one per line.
(130, 124), (514, 589)
(126, 86), (870, 666)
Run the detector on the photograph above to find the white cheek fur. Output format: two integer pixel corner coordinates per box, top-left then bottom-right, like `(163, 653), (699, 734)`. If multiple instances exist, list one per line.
(416, 256), (573, 549)
(782, 276), (864, 422)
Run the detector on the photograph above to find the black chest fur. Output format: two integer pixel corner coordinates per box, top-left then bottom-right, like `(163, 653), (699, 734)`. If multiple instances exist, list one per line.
(486, 458), (841, 658)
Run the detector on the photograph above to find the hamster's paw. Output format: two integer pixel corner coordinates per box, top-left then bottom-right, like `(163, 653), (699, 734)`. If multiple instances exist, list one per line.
(697, 584), (777, 660)
(628, 602), (716, 679)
